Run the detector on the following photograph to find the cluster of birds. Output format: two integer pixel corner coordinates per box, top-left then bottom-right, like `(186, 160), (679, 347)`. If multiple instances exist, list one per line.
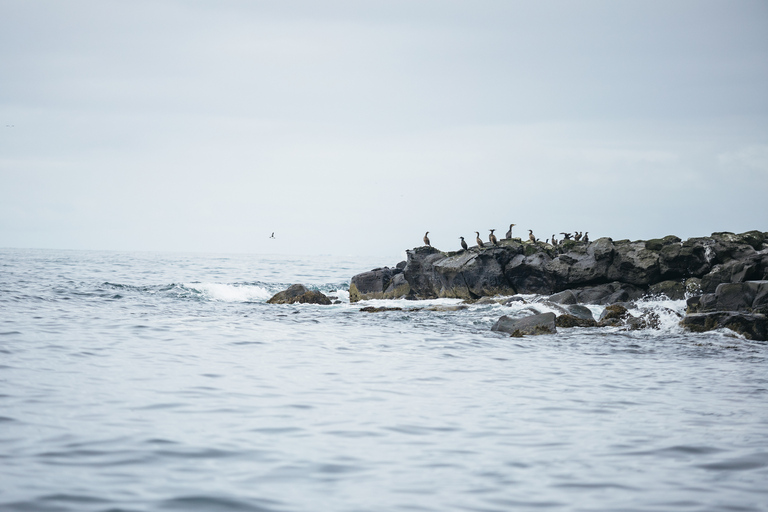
(422, 224), (590, 250)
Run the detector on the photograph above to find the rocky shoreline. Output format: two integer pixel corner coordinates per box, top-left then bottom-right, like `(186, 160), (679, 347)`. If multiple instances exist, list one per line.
(349, 231), (768, 340)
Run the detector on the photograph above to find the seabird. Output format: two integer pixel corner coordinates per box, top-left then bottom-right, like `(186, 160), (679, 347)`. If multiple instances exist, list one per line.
(475, 232), (484, 248)
(269, 232), (276, 239)
(583, 232), (589, 243)
(505, 223), (516, 239)
(489, 229), (498, 245)
(528, 230), (536, 243)
(574, 232), (582, 241)
(460, 236), (468, 251)
(551, 234), (557, 246)
(560, 232), (572, 240)
(423, 231), (431, 247)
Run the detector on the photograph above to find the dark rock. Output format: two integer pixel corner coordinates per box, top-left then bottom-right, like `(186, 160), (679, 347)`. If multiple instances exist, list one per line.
(491, 312), (557, 337)
(647, 280), (686, 300)
(681, 312), (767, 341)
(598, 304), (631, 327)
(504, 296), (527, 305)
(570, 282), (645, 305)
(267, 284), (332, 305)
(396, 260), (407, 270)
(549, 289), (578, 304)
(564, 304), (595, 321)
(351, 231), (768, 302)
(350, 266), (409, 302)
(359, 306), (403, 312)
(426, 304), (469, 311)
(555, 314), (597, 328)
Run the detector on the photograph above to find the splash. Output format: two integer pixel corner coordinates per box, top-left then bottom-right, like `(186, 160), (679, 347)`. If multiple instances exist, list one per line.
(183, 282), (273, 302)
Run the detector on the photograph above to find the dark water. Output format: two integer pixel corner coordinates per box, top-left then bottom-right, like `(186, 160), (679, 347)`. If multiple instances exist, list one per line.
(1, 248), (767, 512)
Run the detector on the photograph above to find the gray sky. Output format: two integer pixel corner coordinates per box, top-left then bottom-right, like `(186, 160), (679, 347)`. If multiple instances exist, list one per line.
(1, 0), (766, 260)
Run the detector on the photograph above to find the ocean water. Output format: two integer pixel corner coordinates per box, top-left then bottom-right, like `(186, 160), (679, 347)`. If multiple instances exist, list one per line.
(1, 248), (767, 512)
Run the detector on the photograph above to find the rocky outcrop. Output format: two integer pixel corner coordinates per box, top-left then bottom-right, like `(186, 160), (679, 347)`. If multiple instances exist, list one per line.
(681, 280), (768, 340)
(350, 231), (768, 303)
(267, 284), (332, 305)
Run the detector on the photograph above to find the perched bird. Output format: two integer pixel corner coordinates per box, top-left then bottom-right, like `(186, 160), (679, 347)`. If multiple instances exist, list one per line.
(460, 236), (468, 251)
(582, 232), (589, 243)
(489, 229), (498, 245)
(475, 231), (484, 248)
(551, 235), (557, 246)
(560, 232), (572, 240)
(528, 230), (536, 243)
(574, 232), (582, 241)
(423, 231), (431, 247)
(505, 223), (516, 239)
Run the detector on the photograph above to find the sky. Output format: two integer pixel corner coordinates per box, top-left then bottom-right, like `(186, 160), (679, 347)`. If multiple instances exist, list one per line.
(1, 0), (767, 260)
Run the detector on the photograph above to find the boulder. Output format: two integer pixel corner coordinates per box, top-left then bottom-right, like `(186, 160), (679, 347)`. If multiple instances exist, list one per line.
(555, 314), (597, 328)
(681, 312), (767, 341)
(598, 304), (631, 327)
(267, 284), (332, 305)
(349, 266), (409, 302)
(647, 280), (686, 300)
(491, 312), (557, 337)
(563, 304), (596, 321)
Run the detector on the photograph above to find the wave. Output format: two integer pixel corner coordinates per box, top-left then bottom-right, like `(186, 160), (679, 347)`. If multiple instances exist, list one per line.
(182, 282), (273, 302)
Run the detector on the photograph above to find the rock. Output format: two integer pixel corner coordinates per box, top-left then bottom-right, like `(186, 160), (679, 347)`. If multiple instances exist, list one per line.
(359, 306), (403, 312)
(555, 314), (597, 328)
(267, 284), (332, 305)
(690, 281), (768, 314)
(647, 280), (686, 300)
(571, 282), (645, 305)
(548, 289), (578, 304)
(426, 304), (469, 311)
(563, 304), (595, 321)
(351, 231), (768, 302)
(491, 312), (557, 337)
(681, 312), (767, 341)
(350, 266), (409, 302)
(597, 304), (631, 327)
(504, 296), (527, 305)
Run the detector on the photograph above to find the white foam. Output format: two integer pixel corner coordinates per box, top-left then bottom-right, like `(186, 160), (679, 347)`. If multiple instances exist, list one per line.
(185, 282), (273, 302)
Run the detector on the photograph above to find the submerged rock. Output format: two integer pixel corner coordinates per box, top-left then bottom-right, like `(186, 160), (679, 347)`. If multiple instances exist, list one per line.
(491, 312), (557, 337)
(359, 306), (403, 313)
(268, 284), (332, 305)
(681, 312), (767, 341)
(555, 314), (597, 328)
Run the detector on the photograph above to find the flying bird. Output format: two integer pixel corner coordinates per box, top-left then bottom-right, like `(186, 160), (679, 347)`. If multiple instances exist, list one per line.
(269, 232), (276, 239)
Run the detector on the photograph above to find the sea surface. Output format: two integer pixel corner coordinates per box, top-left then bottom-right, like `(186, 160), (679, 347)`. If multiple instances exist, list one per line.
(1, 248), (767, 512)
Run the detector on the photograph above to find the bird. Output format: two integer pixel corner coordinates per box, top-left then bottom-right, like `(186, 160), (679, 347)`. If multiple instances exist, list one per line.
(460, 236), (468, 250)
(574, 232), (582, 241)
(528, 230), (536, 243)
(582, 232), (589, 243)
(505, 223), (516, 239)
(551, 234), (558, 246)
(489, 229), (498, 245)
(269, 232), (276, 239)
(475, 232), (484, 248)
(423, 231), (431, 247)
(560, 232), (572, 240)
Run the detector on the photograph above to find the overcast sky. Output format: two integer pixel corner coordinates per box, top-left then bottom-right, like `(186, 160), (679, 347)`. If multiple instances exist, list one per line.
(1, 0), (766, 260)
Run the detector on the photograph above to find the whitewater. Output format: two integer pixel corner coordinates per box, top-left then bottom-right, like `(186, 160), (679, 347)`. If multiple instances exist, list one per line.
(1, 248), (767, 512)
